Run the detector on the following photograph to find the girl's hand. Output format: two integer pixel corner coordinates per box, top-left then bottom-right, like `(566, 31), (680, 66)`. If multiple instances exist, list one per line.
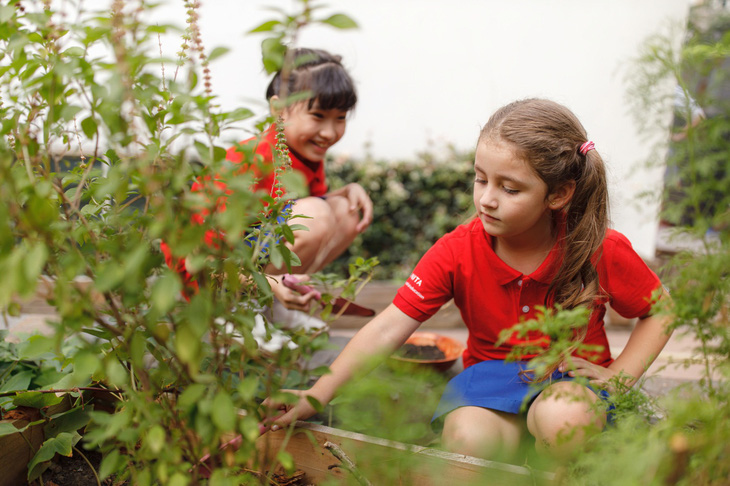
(261, 389), (320, 431)
(269, 275), (319, 311)
(559, 357), (625, 391)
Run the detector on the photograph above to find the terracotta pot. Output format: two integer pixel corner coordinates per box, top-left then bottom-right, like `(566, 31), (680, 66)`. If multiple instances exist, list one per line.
(390, 331), (465, 372)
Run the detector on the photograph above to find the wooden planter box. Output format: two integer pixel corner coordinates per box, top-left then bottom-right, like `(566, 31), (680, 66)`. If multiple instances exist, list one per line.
(0, 399), (72, 486)
(257, 422), (554, 485)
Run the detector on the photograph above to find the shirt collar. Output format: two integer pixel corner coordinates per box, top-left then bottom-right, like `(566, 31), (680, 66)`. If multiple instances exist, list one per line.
(477, 218), (564, 286)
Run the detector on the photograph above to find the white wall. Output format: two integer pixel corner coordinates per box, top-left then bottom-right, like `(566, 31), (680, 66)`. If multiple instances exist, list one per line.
(149, 0), (691, 258)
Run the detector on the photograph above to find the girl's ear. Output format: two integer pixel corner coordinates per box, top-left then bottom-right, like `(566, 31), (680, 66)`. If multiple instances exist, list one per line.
(548, 181), (576, 210)
(269, 95), (283, 117)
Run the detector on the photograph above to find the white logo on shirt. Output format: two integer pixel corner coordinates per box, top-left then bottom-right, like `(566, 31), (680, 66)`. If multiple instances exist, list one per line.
(409, 273), (422, 287)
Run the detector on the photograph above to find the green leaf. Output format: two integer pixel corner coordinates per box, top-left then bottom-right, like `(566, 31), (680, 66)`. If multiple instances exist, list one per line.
(248, 20), (281, 33)
(269, 244), (283, 269)
(98, 448), (123, 479)
(27, 431), (81, 480)
(23, 243), (48, 282)
(0, 5), (15, 23)
(145, 425), (166, 454)
(59, 104), (83, 122)
(129, 331), (146, 368)
(18, 334), (54, 359)
(169, 472), (190, 486)
(281, 223), (295, 244)
(62, 46), (85, 57)
(177, 383), (206, 413)
(261, 37), (286, 74)
(72, 350), (100, 379)
(0, 369), (33, 392)
(305, 395), (324, 413)
(80, 116), (97, 139)
(151, 270), (182, 314)
(175, 324), (201, 367)
(0, 422), (21, 437)
(44, 407), (90, 439)
(276, 450), (294, 471)
(12, 391), (64, 409)
(237, 376), (259, 401)
(105, 359), (127, 387)
(208, 46), (230, 62)
(211, 391), (236, 431)
(94, 262), (125, 293)
(321, 13), (358, 29)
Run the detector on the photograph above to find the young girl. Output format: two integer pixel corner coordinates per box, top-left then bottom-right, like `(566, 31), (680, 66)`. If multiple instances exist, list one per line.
(162, 48), (373, 312)
(265, 98), (673, 460)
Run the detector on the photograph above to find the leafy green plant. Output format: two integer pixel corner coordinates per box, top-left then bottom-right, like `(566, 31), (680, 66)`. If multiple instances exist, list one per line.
(561, 5), (730, 484)
(0, 1), (370, 484)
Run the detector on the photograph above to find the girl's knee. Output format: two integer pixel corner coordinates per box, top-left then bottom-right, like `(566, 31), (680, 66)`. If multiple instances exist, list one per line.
(441, 407), (521, 459)
(526, 382), (606, 457)
(325, 195), (360, 236)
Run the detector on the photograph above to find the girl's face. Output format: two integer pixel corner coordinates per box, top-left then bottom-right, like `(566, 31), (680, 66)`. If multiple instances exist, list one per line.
(473, 140), (554, 244)
(280, 100), (347, 162)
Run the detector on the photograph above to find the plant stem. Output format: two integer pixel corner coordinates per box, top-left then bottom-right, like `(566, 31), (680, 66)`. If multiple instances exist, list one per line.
(324, 440), (372, 486)
(72, 445), (102, 486)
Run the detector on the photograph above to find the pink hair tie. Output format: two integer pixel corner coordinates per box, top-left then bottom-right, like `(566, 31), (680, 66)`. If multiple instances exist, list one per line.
(579, 141), (595, 156)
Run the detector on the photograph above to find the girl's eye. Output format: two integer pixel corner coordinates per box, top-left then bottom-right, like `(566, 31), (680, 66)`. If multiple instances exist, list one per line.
(503, 187), (519, 195)
(474, 177), (486, 184)
(311, 112), (324, 119)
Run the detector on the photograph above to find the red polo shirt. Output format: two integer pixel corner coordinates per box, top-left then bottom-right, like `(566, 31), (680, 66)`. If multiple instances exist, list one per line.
(224, 125), (328, 198)
(160, 126), (328, 293)
(393, 218), (661, 369)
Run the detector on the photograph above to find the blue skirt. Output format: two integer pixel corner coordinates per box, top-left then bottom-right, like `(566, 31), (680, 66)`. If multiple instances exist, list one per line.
(432, 360), (609, 423)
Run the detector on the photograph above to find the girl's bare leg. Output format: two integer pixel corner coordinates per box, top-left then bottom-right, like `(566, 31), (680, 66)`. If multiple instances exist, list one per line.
(526, 381), (606, 460)
(267, 195), (360, 274)
(441, 406), (524, 460)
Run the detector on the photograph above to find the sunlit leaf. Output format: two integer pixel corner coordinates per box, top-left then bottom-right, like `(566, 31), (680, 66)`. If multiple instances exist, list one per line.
(248, 20), (281, 33)
(321, 13), (358, 29)
(211, 391), (236, 431)
(208, 46), (230, 62)
(12, 391), (64, 409)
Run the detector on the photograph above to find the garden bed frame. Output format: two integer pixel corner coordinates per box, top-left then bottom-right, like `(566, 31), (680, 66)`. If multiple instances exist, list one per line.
(0, 398), (72, 486)
(256, 421), (554, 485)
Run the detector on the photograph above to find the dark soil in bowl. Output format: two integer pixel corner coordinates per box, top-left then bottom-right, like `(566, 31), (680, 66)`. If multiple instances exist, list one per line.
(395, 343), (446, 360)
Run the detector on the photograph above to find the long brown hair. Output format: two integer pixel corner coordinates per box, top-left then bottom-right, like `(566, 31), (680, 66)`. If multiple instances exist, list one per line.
(480, 99), (609, 311)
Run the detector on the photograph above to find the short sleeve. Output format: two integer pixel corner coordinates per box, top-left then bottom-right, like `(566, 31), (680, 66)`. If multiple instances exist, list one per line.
(602, 231), (662, 318)
(392, 237), (455, 322)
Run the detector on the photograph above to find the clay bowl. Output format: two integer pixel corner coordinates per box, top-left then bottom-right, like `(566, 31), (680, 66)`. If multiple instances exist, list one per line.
(390, 331), (466, 373)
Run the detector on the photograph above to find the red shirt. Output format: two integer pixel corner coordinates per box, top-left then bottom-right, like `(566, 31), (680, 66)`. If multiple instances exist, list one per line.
(224, 125), (328, 198)
(160, 126), (327, 292)
(393, 218), (661, 368)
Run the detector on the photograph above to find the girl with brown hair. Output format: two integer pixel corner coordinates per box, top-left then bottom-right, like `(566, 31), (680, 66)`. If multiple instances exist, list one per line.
(265, 98), (672, 461)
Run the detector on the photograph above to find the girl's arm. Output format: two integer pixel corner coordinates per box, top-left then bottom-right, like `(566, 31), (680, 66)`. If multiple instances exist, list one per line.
(264, 303), (421, 428)
(565, 289), (673, 388)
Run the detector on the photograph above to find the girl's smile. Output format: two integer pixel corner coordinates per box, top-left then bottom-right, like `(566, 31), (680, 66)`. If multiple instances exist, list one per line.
(279, 101), (348, 162)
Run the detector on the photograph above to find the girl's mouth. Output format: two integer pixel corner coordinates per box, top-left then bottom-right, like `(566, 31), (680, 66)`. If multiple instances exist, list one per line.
(312, 141), (330, 151)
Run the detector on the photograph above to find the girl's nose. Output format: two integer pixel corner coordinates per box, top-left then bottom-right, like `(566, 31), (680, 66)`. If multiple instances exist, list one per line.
(480, 187), (498, 208)
(319, 122), (337, 141)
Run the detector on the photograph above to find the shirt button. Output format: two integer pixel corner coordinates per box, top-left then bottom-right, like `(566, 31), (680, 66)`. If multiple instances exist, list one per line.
(517, 280), (523, 287)
(522, 305), (530, 313)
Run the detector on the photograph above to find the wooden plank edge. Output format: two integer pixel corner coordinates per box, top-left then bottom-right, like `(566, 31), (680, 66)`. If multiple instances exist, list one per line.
(257, 421), (555, 485)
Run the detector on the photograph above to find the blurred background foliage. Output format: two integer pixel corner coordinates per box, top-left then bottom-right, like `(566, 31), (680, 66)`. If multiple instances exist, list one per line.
(327, 147), (475, 280)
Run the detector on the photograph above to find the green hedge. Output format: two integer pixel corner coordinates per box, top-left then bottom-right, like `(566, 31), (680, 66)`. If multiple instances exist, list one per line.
(327, 147), (476, 280)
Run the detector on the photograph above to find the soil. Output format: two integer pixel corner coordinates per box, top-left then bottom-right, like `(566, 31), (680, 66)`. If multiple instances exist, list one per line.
(395, 343), (446, 360)
(37, 450), (310, 486)
(39, 449), (124, 486)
